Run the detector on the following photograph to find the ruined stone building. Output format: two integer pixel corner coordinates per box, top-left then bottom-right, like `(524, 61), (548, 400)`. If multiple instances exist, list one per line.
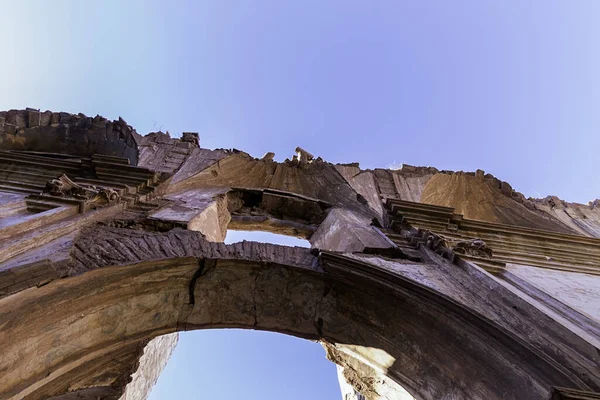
(0, 108), (599, 400)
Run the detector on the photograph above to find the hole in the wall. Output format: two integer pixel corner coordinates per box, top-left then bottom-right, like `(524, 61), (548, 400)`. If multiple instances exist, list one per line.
(226, 189), (329, 240)
(239, 190), (263, 209)
(146, 330), (341, 400)
(224, 229), (311, 247)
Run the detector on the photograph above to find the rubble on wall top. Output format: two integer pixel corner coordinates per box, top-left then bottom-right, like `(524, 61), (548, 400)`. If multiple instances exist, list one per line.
(1, 108), (597, 209)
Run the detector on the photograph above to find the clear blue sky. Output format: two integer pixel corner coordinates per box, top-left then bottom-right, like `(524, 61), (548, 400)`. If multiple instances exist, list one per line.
(3, 1), (600, 398)
(148, 329), (340, 400)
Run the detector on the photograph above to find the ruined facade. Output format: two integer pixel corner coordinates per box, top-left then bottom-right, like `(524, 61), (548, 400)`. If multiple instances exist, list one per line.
(0, 108), (599, 400)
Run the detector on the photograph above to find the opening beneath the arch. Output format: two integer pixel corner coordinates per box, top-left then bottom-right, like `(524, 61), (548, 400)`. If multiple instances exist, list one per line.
(147, 329), (342, 400)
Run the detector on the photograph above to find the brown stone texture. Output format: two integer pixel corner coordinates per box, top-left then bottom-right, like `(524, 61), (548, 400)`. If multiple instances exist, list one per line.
(0, 110), (140, 165)
(373, 165), (438, 202)
(531, 196), (600, 238)
(420, 172), (577, 233)
(0, 109), (599, 400)
(166, 152), (379, 222)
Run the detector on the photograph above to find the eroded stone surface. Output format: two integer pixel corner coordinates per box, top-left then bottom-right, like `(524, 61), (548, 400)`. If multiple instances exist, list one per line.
(0, 109), (599, 400)
(531, 196), (600, 238)
(420, 172), (576, 233)
(0, 110), (140, 165)
(310, 208), (392, 253)
(118, 334), (178, 400)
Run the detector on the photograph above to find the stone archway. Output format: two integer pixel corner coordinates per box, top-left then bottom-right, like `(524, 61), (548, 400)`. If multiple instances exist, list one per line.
(1, 227), (598, 400)
(1, 109), (600, 400)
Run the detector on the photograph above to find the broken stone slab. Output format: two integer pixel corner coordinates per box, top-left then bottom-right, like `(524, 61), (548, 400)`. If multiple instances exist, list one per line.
(148, 188), (230, 241)
(310, 208), (393, 253)
(261, 152), (275, 161)
(295, 146), (314, 164)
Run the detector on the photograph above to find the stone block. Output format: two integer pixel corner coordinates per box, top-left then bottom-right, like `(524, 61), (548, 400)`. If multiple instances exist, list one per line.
(6, 110), (27, 127)
(40, 111), (52, 126)
(28, 110), (41, 127)
(0, 117), (4, 131)
(181, 132), (199, 146)
(262, 152), (275, 161)
(51, 112), (60, 125)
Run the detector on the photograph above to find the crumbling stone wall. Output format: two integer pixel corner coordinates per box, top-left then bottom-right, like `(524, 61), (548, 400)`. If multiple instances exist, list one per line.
(0, 109), (140, 164)
(0, 109), (599, 400)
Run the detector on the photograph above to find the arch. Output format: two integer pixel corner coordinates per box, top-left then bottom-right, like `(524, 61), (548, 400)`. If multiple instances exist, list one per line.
(1, 109), (600, 400)
(1, 228), (597, 400)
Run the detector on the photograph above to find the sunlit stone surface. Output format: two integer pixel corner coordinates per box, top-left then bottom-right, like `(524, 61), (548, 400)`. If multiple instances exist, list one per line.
(1, 109), (599, 400)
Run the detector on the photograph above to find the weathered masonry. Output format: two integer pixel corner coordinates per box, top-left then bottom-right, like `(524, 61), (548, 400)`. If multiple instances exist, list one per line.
(0, 108), (599, 400)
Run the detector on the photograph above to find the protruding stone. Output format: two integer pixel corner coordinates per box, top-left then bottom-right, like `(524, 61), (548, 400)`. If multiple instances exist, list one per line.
(181, 132), (199, 146)
(59, 112), (71, 123)
(295, 146), (314, 164)
(500, 181), (513, 196)
(543, 195), (564, 209)
(261, 152), (275, 161)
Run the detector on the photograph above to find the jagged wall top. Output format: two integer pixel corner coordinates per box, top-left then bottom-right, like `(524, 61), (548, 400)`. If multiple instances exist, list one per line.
(0, 109), (141, 165)
(1, 108), (599, 238)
